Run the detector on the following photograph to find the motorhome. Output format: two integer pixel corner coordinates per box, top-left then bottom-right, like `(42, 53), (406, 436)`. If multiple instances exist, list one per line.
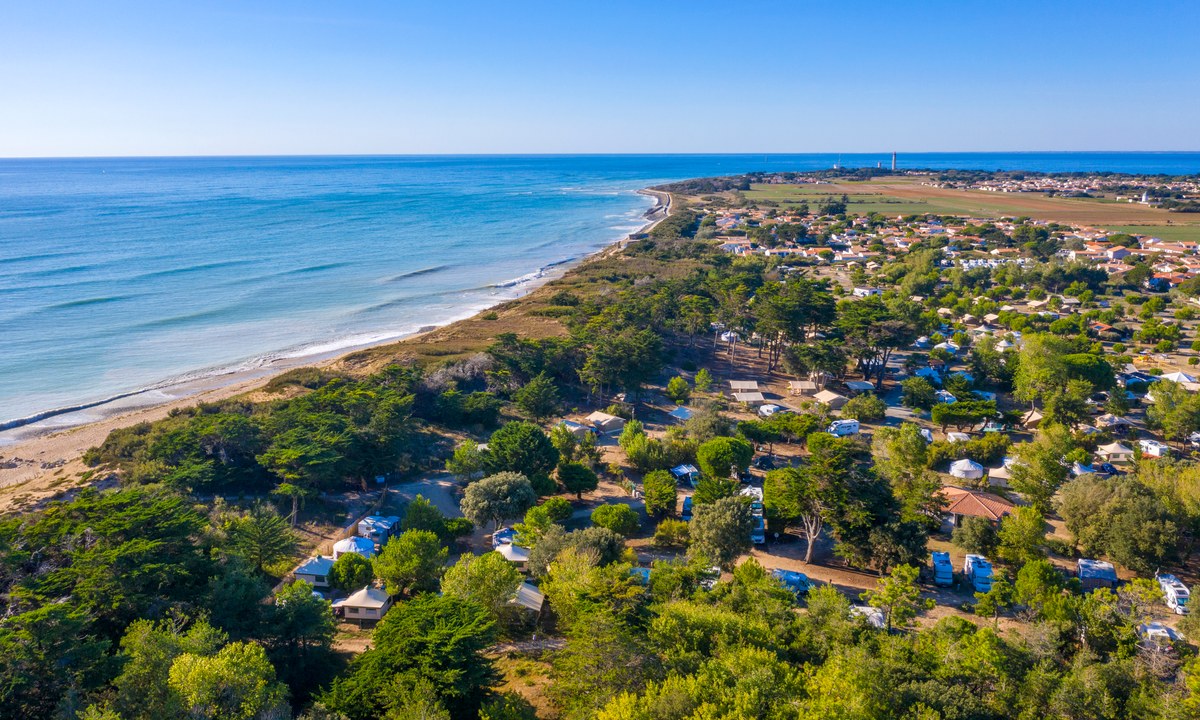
(1158, 572), (1190, 615)
(827, 419), (860, 437)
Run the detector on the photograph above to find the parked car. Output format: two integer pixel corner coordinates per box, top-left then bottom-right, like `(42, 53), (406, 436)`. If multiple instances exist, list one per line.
(771, 569), (810, 596)
(752, 455), (777, 470)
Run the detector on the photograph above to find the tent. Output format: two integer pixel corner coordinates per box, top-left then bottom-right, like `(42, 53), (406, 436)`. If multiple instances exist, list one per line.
(1021, 409), (1044, 428)
(333, 586), (392, 623)
(813, 390), (849, 410)
(729, 380), (759, 391)
(496, 542), (530, 569)
(1161, 371), (1197, 384)
(586, 411), (627, 434)
(844, 380), (876, 393)
(949, 459), (984, 480)
(788, 380), (817, 395)
(1096, 441), (1133, 462)
(947, 432), (971, 443)
(557, 419), (596, 439)
(732, 392), (766, 404)
(332, 536), (376, 560)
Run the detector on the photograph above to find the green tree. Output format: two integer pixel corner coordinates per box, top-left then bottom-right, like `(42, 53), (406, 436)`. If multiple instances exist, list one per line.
(842, 393), (886, 422)
(329, 552), (374, 592)
(321, 594), (498, 720)
(1009, 424), (1075, 513)
(460, 472), (537, 531)
(108, 618), (228, 720)
(641, 470), (677, 518)
(591, 504), (641, 537)
(952, 516), (1000, 556)
(265, 580), (337, 692)
(1146, 379), (1200, 446)
(226, 504), (297, 574)
(488, 422), (559, 479)
(653, 519), (690, 549)
(974, 576), (1015, 625)
(694, 368), (714, 393)
(860, 564), (933, 632)
(558, 462), (599, 499)
(996, 506), (1046, 565)
(872, 423), (941, 527)
(689, 496), (752, 569)
(695, 436), (753, 480)
(271, 482), (312, 527)
(666, 376), (691, 405)
(441, 551), (522, 618)
(446, 440), (488, 483)
(900, 376), (937, 410)
(168, 641), (289, 720)
(514, 372), (560, 421)
(373, 530), (448, 596)
(1056, 473), (1178, 573)
(692, 475), (739, 505)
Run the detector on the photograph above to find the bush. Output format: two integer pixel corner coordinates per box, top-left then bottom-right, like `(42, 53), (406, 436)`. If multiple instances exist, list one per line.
(841, 393), (886, 422)
(654, 519), (690, 548)
(666, 376), (691, 405)
(588, 503), (640, 538)
(642, 470), (678, 518)
(952, 516), (999, 556)
(328, 552), (373, 592)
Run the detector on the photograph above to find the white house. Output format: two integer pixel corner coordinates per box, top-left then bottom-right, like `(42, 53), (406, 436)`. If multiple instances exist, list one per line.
(333, 585), (392, 624)
(294, 555), (335, 588)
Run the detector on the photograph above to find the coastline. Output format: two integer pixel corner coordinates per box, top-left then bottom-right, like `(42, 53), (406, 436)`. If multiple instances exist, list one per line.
(0, 188), (673, 508)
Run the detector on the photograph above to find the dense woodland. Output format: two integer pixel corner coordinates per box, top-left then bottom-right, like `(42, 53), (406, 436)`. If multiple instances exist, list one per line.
(7, 182), (1200, 719)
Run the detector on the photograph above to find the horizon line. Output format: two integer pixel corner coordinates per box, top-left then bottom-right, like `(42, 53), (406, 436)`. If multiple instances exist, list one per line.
(3, 150), (1200, 161)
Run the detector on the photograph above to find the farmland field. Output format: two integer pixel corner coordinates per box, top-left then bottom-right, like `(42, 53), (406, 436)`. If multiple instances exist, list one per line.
(741, 178), (1200, 236)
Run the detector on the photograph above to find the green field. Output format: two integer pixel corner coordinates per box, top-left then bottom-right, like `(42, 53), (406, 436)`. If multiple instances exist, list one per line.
(743, 185), (999, 217)
(1108, 225), (1200, 242)
(738, 182), (1200, 235)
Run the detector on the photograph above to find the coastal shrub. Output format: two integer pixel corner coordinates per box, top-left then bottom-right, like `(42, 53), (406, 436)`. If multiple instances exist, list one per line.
(654, 519), (690, 549)
(841, 393), (886, 422)
(590, 503), (640, 537)
(666, 376), (691, 405)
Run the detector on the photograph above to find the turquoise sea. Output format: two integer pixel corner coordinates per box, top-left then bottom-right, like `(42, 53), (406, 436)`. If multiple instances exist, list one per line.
(1, 153), (1199, 434)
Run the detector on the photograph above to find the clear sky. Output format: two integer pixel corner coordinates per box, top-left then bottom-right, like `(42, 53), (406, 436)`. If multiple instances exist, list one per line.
(2, 1), (1197, 156)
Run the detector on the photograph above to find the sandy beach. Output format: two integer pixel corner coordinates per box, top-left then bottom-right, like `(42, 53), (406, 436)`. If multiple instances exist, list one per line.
(0, 189), (672, 511)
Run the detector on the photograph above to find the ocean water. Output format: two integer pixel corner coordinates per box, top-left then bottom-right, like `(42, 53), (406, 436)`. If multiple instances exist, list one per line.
(1, 153), (1199, 433)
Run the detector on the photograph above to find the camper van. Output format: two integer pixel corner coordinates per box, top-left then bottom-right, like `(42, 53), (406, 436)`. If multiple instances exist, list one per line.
(931, 551), (954, 587)
(750, 515), (766, 545)
(827, 419), (861, 437)
(1158, 573), (1190, 615)
(963, 554), (994, 593)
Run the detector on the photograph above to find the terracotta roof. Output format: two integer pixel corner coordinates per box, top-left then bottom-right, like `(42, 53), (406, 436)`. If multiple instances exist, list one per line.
(941, 486), (1015, 521)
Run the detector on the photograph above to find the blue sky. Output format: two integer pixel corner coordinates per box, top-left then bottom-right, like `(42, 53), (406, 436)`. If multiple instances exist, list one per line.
(2, 1), (1196, 156)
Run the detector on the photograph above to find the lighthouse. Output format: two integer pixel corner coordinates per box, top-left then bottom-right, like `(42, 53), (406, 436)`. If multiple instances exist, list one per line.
(891, 152), (897, 172)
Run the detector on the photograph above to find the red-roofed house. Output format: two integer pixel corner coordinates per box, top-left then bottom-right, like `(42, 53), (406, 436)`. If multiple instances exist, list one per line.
(940, 486), (1015, 532)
